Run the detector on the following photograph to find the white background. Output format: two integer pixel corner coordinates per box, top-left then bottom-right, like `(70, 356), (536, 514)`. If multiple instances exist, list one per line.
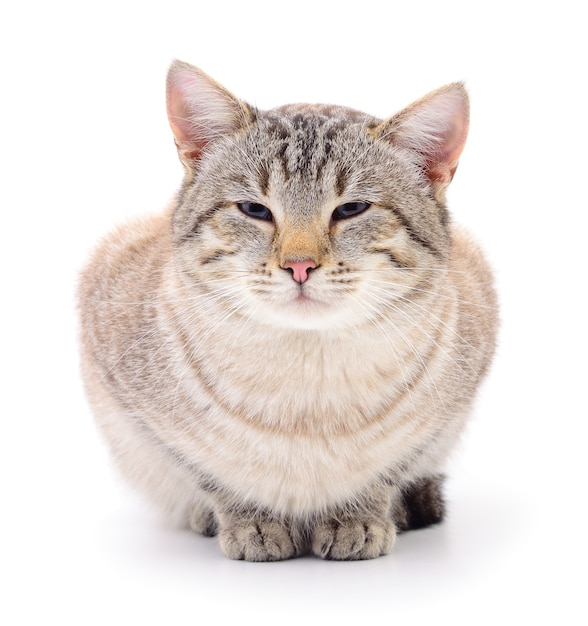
(1, 1), (586, 624)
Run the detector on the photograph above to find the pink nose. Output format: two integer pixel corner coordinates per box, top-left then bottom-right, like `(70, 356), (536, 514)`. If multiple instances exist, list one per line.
(282, 260), (317, 284)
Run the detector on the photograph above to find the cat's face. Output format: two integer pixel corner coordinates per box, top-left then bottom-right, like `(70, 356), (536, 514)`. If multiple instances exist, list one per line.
(167, 63), (467, 330)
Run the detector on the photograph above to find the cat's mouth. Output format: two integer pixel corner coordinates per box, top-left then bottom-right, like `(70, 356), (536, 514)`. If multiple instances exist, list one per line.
(287, 289), (337, 317)
(255, 284), (352, 330)
(291, 285), (330, 306)
(294, 291), (313, 303)
(268, 288), (331, 316)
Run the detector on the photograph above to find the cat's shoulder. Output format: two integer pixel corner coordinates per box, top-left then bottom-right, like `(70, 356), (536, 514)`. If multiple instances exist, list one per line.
(449, 223), (498, 333)
(450, 223), (494, 280)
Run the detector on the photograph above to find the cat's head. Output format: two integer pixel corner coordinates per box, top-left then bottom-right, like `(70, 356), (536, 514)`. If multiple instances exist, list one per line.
(166, 60), (469, 331)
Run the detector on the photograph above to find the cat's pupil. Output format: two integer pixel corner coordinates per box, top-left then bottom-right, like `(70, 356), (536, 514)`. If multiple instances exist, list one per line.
(332, 202), (371, 221)
(238, 202), (273, 222)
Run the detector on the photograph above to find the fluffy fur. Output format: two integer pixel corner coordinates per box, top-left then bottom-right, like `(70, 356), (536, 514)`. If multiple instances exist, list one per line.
(78, 60), (498, 561)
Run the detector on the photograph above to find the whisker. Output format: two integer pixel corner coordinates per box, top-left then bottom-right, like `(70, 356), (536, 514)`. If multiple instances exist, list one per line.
(361, 284), (475, 378)
(366, 275), (496, 312)
(345, 292), (444, 414)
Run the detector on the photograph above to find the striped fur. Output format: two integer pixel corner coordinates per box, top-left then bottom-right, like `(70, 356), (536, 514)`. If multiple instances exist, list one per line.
(78, 61), (498, 561)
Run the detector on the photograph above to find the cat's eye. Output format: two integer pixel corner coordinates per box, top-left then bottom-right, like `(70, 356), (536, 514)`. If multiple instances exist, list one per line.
(237, 202), (273, 222)
(332, 202), (371, 221)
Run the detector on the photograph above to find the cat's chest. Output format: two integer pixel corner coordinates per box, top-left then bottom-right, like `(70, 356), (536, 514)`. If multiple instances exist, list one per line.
(178, 331), (433, 515)
(185, 323), (427, 433)
(159, 303), (448, 515)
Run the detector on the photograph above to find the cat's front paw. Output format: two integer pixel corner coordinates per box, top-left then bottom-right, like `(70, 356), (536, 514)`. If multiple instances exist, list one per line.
(312, 517), (396, 560)
(219, 519), (297, 562)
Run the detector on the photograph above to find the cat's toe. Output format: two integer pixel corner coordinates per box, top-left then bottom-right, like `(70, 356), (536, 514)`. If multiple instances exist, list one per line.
(219, 520), (296, 562)
(312, 517), (396, 560)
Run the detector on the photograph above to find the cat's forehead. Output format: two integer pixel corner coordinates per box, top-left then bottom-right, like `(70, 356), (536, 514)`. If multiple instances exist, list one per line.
(260, 103), (379, 134)
(243, 104), (382, 199)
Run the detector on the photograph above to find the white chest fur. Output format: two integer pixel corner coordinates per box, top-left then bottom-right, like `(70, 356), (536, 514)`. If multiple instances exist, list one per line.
(157, 300), (454, 516)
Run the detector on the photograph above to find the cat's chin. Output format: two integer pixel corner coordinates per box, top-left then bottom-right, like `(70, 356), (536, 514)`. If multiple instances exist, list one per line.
(259, 297), (353, 331)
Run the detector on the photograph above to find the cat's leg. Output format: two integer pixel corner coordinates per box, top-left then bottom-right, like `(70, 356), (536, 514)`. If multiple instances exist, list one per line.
(393, 474), (446, 532)
(311, 485), (397, 560)
(188, 492), (219, 537)
(215, 509), (307, 562)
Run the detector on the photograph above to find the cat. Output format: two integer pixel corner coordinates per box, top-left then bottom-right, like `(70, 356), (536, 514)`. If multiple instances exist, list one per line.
(78, 60), (498, 561)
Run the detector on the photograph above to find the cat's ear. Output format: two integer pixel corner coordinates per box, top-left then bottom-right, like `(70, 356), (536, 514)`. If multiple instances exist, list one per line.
(376, 83), (469, 193)
(166, 60), (254, 168)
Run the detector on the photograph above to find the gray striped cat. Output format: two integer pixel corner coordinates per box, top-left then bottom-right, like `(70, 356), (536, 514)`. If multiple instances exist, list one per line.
(78, 60), (498, 561)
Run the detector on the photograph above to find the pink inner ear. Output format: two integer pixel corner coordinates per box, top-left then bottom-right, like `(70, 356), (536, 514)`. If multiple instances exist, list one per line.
(429, 109), (469, 184)
(386, 83), (470, 189)
(166, 62), (246, 164)
(167, 86), (191, 142)
(167, 91), (206, 160)
(441, 110), (468, 163)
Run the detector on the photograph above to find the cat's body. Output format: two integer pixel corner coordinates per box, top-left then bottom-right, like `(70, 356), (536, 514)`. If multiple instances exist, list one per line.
(78, 61), (498, 561)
